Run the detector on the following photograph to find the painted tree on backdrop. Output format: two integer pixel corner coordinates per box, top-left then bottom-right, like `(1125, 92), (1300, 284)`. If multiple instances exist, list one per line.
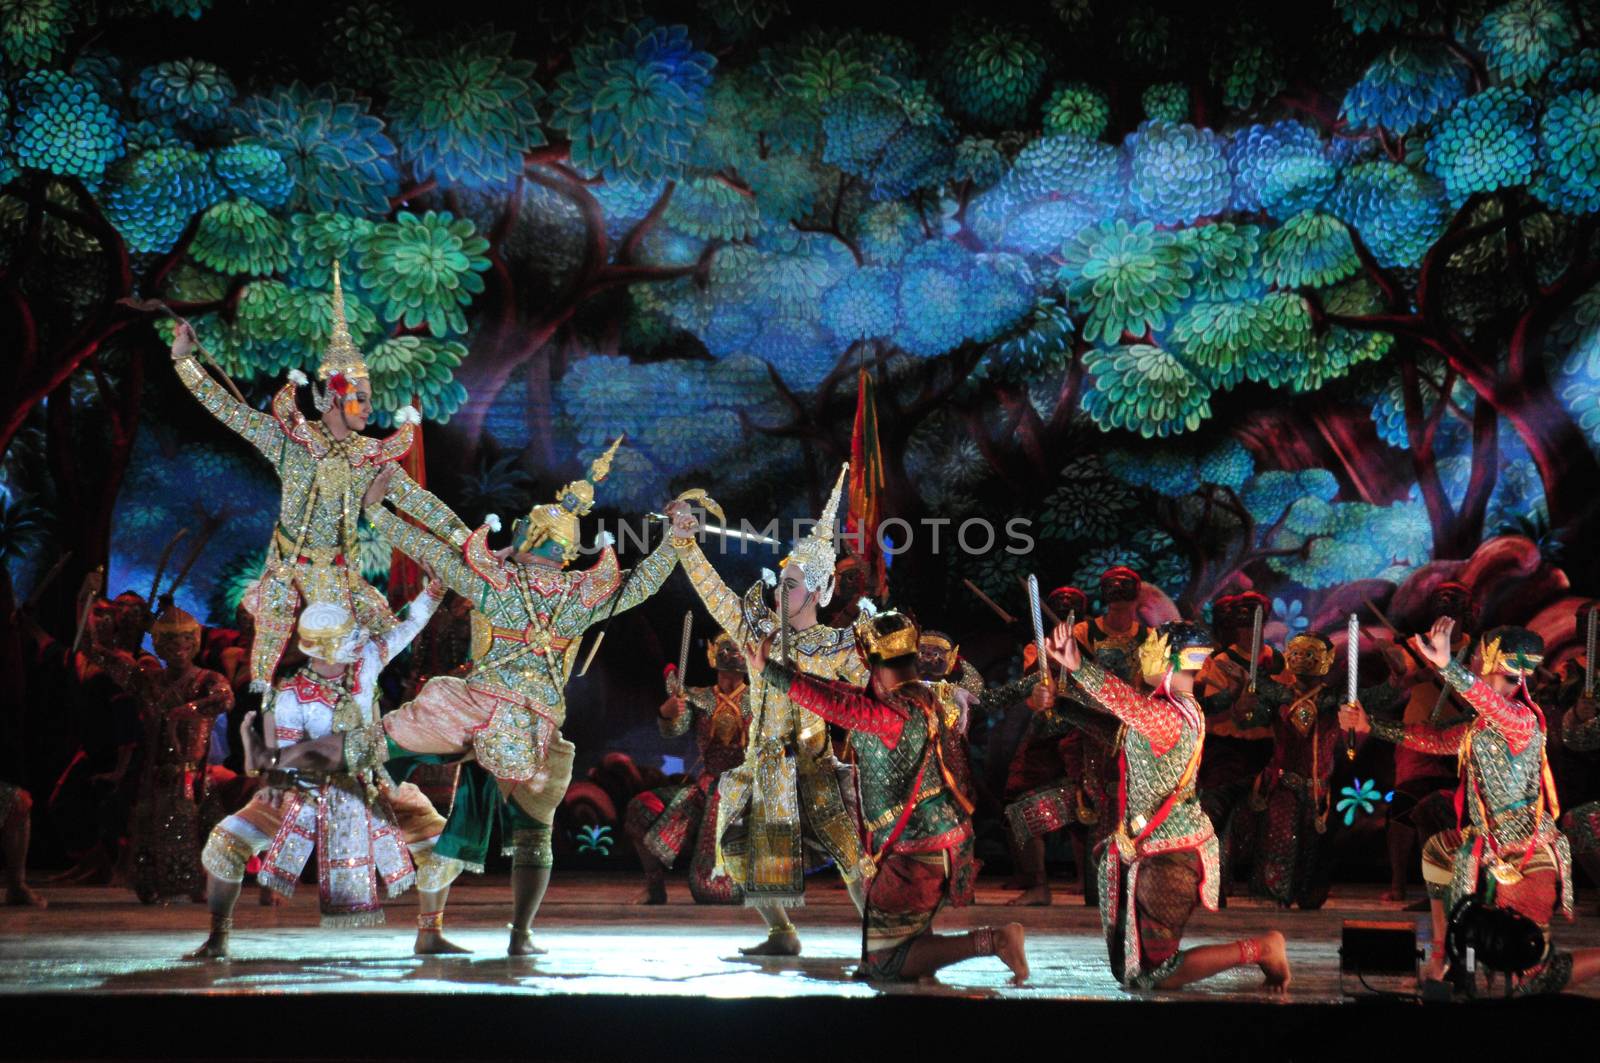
(3, 0), (1600, 636)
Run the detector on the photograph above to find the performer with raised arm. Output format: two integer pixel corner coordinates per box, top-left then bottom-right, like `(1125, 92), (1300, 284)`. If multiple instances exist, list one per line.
(1214, 632), (1404, 908)
(660, 466), (871, 957)
(624, 632), (752, 905)
(251, 444), (678, 954)
(749, 608), (1028, 984)
(167, 263), (470, 691)
(1341, 619), (1600, 993)
(1043, 620), (1290, 991)
(86, 598), (234, 904)
(189, 571), (454, 959)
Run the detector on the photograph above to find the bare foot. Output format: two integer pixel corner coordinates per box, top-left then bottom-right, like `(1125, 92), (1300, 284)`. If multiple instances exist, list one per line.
(184, 933), (229, 960)
(1381, 886), (1407, 902)
(414, 930), (472, 955)
(1006, 885), (1051, 907)
(1257, 931), (1290, 992)
(1423, 948), (1449, 982)
(633, 884), (667, 905)
(739, 928), (801, 956)
(5, 884), (46, 907)
(995, 923), (1029, 985)
(507, 929), (547, 956)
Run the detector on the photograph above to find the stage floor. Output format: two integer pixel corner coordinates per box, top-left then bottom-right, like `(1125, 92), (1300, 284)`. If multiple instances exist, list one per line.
(6, 875), (1600, 1001)
(4, 876), (1599, 1059)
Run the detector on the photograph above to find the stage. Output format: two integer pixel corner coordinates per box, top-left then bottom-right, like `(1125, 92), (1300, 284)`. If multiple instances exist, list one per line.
(3, 876), (1598, 1060)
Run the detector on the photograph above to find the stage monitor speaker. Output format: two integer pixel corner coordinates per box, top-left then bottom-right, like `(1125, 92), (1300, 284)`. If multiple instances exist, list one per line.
(1340, 920), (1420, 976)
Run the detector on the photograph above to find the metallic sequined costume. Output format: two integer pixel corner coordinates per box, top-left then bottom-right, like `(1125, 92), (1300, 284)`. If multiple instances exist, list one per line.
(201, 585), (453, 926)
(172, 266), (468, 690)
(670, 470), (869, 907)
(625, 674), (752, 903)
(776, 661), (975, 979)
(359, 502), (678, 866)
(1071, 658), (1218, 988)
(1368, 642), (1575, 995)
(91, 606), (234, 903)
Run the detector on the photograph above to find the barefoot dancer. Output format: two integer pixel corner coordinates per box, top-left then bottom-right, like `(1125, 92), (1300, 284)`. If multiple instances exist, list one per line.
(750, 609), (1029, 984)
(254, 446), (679, 955)
(1045, 620), (1290, 992)
(189, 576), (455, 960)
(1343, 620), (1600, 993)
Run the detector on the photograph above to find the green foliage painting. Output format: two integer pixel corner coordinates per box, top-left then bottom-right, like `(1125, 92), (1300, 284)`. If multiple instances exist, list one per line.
(2, 0), (1599, 632)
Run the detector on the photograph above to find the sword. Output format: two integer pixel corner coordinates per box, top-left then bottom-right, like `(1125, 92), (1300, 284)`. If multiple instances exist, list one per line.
(1059, 609), (1076, 691)
(675, 610), (693, 696)
(1026, 574), (1050, 691)
(1247, 603), (1264, 694)
(1345, 613), (1360, 761)
(70, 566), (105, 656)
(1585, 604), (1597, 699)
(645, 513), (781, 547)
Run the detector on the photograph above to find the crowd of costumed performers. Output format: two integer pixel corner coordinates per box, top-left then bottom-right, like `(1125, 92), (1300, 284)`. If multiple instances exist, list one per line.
(8, 278), (1600, 999)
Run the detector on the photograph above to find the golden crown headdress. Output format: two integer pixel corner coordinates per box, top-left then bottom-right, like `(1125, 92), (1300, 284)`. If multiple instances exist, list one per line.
(513, 436), (624, 563)
(784, 463), (848, 607)
(853, 600), (921, 663)
(1479, 634), (1542, 678)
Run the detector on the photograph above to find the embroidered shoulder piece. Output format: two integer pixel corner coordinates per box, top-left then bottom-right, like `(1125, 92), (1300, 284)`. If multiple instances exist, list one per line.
(577, 546), (622, 608)
(741, 580), (777, 639)
(271, 384), (326, 455)
(463, 525), (511, 592)
(357, 424), (415, 467)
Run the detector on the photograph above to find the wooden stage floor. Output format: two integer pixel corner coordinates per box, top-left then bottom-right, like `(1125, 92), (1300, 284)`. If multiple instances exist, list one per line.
(3, 874), (1598, 1060)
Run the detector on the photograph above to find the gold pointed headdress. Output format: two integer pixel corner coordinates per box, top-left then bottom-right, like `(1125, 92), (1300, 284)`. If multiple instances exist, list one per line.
(320, 261), (368, 384)
(513, 436), (624, 563)
(784, 463), (848, 606)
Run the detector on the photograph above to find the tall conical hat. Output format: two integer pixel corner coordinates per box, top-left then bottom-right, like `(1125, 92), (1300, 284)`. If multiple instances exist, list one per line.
(318, 261), (368, 383)
(784, 463), (848, 606)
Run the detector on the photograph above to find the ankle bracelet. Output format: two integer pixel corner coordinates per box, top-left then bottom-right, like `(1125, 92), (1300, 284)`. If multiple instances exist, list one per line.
(972, 927), (998, 956)
(1237, 938), (1262, 965)
(211, 915), (233, 933)
(416, 910), (445, 931)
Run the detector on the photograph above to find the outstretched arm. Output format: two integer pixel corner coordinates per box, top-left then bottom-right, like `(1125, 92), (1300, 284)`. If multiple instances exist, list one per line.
(770, 663), (908, 747)
(377, 570), (446, 664)
(576, 534), (679, 632)
(364, 502), (486, 602)
(170, 323), (284, 459)
(664, 501), (761, 640)
(386, 468), (473, 551)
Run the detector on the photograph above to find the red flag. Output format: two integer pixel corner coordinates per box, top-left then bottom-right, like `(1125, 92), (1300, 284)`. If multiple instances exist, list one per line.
(848, 368), (888, 598)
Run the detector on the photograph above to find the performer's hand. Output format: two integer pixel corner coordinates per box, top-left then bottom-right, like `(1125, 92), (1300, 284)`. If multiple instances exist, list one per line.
(664, 499), (700, 538)
(743, 635), (772, 676)
(1026, 681), (1056, 713)
(362, 465), (396, 510)
(1412, 616), (1454, 670)
(659, 694), (687, 721)
(170, 319), (198, 361)
(1045, 622), (1081, 672)
(260, 787), (291, 811)
(1338, 701), (1371, 737)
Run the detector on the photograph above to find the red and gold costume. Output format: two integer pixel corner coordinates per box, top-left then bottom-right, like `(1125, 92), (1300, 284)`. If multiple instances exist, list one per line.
(625, 646), (752, 903)
(1368, 637), (1575, 993)
(1071, 651), (1218, 988)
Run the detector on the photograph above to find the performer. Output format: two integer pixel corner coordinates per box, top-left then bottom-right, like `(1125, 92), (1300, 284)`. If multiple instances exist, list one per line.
(256, 448), (679, 954)
(1555, 601), (1600, 906)
(0, 783), (45, 906)
(624, 633), (752, 905)
(168, 264), (469, 691)
(1382, 581), (1475, 901)
(1075, 567), (1149, 682)
(189, 578), (455, 960)
(915, 629), (984, 696)
(1195, 592), (1279, 903)
(660, 468), (870, 957)
(753, 608), (1029, 983)
(1002, 586), (1108, 906)
(1044, 621), (1290, 991)
(1341, 620), (1600, 993)
(87, 598), (234, 903)
(1222, 632), (1403, 908)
